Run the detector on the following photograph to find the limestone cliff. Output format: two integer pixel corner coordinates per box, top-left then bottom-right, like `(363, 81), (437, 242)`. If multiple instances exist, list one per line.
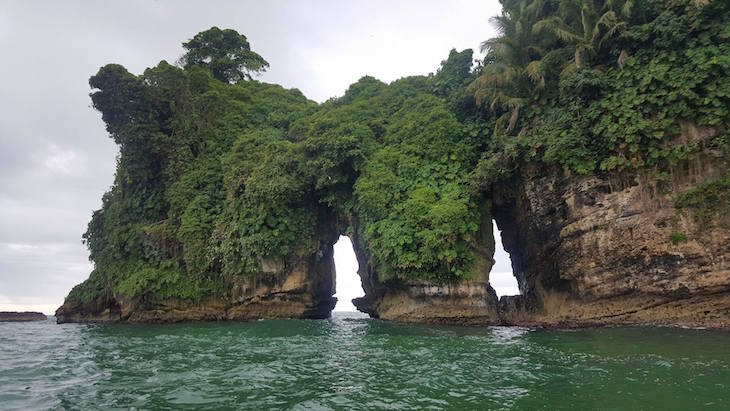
(57, 124), (729, 327)
(348, 124), (729, 328)
(490, 124), (730, 327)
(56, 242), (337, 323)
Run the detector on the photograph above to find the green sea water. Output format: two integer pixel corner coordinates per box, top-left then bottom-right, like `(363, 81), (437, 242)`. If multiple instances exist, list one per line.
(1, 312), (729, 410)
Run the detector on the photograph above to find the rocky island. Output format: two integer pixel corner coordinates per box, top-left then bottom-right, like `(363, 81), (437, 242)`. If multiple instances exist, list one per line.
(0, 312), (47, 322)
(57, 0), (730, 328)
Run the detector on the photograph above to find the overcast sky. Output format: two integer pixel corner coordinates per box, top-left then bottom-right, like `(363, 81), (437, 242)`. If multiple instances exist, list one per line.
(0, 0), (517, 314)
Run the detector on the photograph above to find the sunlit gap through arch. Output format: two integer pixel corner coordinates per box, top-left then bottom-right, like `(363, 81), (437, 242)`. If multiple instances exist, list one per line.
(332, 236), (365, 311)
(490, 220), (520, 297)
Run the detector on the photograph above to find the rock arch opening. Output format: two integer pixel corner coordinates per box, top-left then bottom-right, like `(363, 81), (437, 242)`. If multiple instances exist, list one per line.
(490, 220), (521, 298)
(332, 235), (364, 312)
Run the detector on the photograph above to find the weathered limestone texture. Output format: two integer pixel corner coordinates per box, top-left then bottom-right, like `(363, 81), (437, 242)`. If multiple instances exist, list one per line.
(56, 247), (337, 324)
(491, 124), (730, 327)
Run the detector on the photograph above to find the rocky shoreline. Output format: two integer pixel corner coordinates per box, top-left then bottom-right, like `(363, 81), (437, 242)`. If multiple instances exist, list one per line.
(0, 311), (47, 322)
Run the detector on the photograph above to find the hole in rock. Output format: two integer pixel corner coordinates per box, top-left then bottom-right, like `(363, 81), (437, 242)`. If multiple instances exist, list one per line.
(333, 235), (364, 311)
(490, 220), (520, 297)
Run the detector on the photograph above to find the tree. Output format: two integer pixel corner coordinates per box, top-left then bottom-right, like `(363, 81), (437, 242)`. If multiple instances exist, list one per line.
(468, 0), (550, 133)
(533, 0), (629, 76)
(180, 27), (269, 83)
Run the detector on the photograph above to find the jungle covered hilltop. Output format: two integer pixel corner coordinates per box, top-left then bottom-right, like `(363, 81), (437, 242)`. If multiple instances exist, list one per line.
(57, 0), (730, 326)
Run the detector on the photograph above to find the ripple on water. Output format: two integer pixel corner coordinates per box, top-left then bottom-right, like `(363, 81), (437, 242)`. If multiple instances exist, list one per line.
(1, 315), (730, 410)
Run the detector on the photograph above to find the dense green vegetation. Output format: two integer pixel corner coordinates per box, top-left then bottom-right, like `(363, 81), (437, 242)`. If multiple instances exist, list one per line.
(66, 1), (729, 304)
(69, 52), (316, 303)
(471, 0), (730, 186)
(675, 171), (730, 229)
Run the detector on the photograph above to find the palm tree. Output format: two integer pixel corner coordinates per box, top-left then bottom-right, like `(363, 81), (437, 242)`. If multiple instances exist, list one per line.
(533, 0), (630, 76)
(604, 0), (634, 18)
(469, 0), (551, 133)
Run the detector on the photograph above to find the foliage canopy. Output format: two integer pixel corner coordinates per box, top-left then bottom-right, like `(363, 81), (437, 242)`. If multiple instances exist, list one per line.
(181, 26), (269, 83)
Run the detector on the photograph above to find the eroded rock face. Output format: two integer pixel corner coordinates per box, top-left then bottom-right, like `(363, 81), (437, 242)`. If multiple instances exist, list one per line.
(352, 276), (499, 325)
(492, 124), (730, 328)
(55, 245), (337, 324)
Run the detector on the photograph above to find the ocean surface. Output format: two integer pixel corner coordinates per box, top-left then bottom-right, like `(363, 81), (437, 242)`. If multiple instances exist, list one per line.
(1, 312), (729, 410)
